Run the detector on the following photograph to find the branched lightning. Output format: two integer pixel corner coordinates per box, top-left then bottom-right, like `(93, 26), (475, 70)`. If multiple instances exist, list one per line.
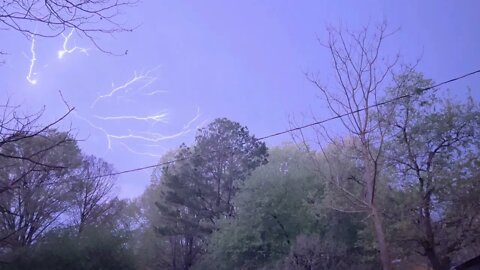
(117, 142), (165, 158)
(58, 29), (89, 59)
(73, 112), (115, 149)
(143, 90), (167, 96)
(107, 129), (191, 143)
(144, 143), (168, 149)
(26, 35), (38, 85)
(94, 112), (169, 123)
(183, 108), (201, 129)
(75, 110), (201, 158)
(75, 65), (202, 159)
(91, 68), (159, 108)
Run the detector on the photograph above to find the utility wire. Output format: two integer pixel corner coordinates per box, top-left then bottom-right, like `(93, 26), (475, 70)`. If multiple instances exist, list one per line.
(258, 69), (480, 140)
(91, 69), (480, 179)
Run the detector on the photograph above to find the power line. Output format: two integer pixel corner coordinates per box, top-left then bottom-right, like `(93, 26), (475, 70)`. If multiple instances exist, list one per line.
(258, 69), (480, 140)
(92, 69), (480, 180)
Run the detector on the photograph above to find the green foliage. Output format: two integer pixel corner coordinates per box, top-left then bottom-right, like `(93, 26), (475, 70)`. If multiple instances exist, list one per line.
(383, 71), (480, 268)
(278, 234), (377, 270)
(1, 75), (478, 270)
(2, 226), (135, 270)
(153, 118), (268, 269)
(200, 145), (375, 269)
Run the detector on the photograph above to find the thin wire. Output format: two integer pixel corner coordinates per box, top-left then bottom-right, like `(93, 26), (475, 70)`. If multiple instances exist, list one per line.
(89, 69), (480, 179)
(258, 69), (480, 140)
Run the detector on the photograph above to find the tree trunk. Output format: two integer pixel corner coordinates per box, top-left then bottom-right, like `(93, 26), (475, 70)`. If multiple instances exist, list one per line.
(425, 246), (445, 270)
(422, 192), (446, 270)
(363, 146), (392, 270)
(371, 204), (392, 270)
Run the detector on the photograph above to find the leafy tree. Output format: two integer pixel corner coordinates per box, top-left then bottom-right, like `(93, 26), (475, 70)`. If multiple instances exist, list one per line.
(70, 155), (117, 234)
(201, 145), (375, 270)
(200, 145), (319, 269)
(3, 225), (135, 270)
(131, 176), (171, 269)
(384, 71), (480, 269)
(127, 150), (187, 270)
(192, 118), (269, 216)
(278, 234), (373, 270)
(154, 118), (268, 269)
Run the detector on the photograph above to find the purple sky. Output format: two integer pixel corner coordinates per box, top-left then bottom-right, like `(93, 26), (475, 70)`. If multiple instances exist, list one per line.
(1, 0), (479, 198)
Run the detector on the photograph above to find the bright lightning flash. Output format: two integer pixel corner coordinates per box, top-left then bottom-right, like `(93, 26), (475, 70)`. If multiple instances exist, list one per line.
(184, 108), (201, 129)
(57, 29), (88, 59)
(75, 110), (201, 158)
(144, 90), (167, 96)
(117, 142), (164, 158)
(107, 129), (191, 143)
(79, 66), (201, 158)
(91, 68), (159, 108)
(95, 112), (169, 123)
(26, 35), (37, 85)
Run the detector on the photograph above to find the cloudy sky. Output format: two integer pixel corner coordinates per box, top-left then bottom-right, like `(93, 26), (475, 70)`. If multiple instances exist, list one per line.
(1, 0), (479, 198)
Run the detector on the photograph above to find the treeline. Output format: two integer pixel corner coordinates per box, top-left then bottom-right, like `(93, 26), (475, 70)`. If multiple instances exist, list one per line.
(0, 25), (479, 270)
(0, 125), (134, 269)
(131, 76), (480, 270)
(1, 72), (478, 269)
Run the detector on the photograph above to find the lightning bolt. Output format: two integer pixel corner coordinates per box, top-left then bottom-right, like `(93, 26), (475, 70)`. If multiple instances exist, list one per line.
(91, 68), (159, 108)
(143, 90), (167, 96)
(26, 35), (37, 85)
(76, 66), (202, 158)
(94, 111), (169, 123)
(57, 29), (89, 59)
(184, 108), (201, 129)
(74, 110), (200, 157)
(117, 142), (165, 158)
(73, 112), (115, 149)
(107, 129), (191, 143)
(144, 143), (169, 149)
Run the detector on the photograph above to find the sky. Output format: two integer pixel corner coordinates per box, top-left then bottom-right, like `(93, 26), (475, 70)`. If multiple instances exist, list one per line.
(1, 0), (479, 198)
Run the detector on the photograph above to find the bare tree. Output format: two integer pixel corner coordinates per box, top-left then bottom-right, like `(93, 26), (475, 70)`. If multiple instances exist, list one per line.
(0, 130), (82, 248)
(0, 100), (75, 194)
(301, 23), (398, 270)
(0, 93), (78, 251)
(0, 0), (136, 51)
(70, 155), (116, 234)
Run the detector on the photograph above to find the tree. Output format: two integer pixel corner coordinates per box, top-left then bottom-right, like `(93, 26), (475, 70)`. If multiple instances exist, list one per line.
(200, 145), (320, 269)
(0, 0), (136, 52)
(130, 167), (173, 270)
(154, 118), (268, 269)
(70, 155), (116, 234)
(202, 145), (377, 270)
(155, 146), (210, 270)
(303, 23), (398, 269)
(384, 71), (480, 269)
(0, 130), (82, 249)
(3, 225), (135, 270)
(192, 118), (268, 216)
(279, 234), (358, 270)
(0, 103), (75, 194)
